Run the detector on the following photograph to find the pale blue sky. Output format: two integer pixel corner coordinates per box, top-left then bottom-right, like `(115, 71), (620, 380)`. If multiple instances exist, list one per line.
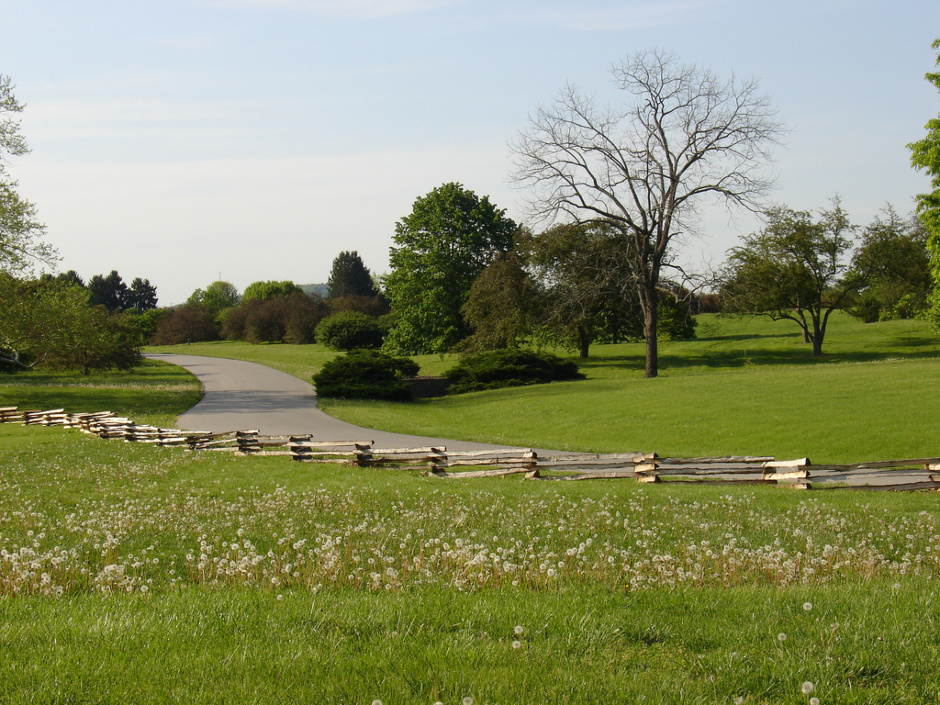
(3, 0), (939, 304)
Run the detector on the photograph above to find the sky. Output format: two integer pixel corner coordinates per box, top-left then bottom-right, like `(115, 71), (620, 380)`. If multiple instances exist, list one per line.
(3, 0), (939, 305)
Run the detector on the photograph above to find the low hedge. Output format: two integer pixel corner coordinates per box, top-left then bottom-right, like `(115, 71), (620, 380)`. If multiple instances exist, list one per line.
(313, 350), (419, 401)
(444, 348), (583, 394)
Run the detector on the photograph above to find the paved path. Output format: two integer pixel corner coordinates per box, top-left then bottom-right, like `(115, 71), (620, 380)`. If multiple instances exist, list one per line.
(146, 353), (530, 452)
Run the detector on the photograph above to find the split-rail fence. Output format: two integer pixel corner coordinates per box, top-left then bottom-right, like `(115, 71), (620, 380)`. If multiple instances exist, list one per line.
(3, 406), (939, 492)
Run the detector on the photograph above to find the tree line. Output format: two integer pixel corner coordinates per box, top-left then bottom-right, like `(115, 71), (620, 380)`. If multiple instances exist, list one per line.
(3, 39), (939, 375)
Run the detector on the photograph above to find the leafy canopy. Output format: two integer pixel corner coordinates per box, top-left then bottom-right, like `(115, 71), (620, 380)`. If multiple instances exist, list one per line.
(908, 38), (940, 327)
(0, 75), (56, 274)
(384, 183), (516, 354)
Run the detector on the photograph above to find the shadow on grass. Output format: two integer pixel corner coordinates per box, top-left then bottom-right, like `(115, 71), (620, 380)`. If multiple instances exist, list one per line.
(576, 340), (940, 376)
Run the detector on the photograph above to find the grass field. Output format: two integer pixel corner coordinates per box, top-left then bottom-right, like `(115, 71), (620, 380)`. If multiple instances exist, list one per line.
(2, 313), (939, 702)
(152, 313), (940, 463)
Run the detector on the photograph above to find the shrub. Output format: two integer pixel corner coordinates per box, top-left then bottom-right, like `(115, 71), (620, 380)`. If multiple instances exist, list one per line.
(150, 303), (220, 345)
(315, 311), (386, 351)
(313, 350), (419, 401)
(444, 348), (583, 394)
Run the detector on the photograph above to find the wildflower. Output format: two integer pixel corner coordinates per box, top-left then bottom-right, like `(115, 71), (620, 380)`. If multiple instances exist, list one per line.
(462, 698), (474, 705)
(809, 699), (820, 705)
(514, 625), (524, 636)
(777, 633), (787, 643)
(371, 700), (382, 705)
(734, 698), (745, 705)
(802, 681), (814, 694)
(803, 602), (813, 612)
(512, 640), (521, 649)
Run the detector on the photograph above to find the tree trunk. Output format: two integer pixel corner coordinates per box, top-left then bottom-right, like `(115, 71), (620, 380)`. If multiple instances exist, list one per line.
(811, 316), (825, 356)
(578, 327), (590, 359)
(642, 285), (659, 378)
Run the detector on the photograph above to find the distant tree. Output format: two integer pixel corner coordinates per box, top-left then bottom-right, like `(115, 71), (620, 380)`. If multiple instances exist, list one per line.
(221, 293), (326, 344)
(88, 270), (129, 312)
(847, 207), (931, 322)
(0, 75), (57, 275)
(384, 182), (517, 354)
(908, 38), (940, 328)
(460, 250), (543, 351)
(125, 277), (158, 311)
(315, 311), (386, 351)
(721, 201), (860, 355)
(511, 49), (783, 377)
(151, 303), (220, 345)
(188, 280), (240, 314)
(327, 251), (379, 299)
(242, 280), (302, 302)
(40, 270), (84, 288)
(326, 294), (390, 318)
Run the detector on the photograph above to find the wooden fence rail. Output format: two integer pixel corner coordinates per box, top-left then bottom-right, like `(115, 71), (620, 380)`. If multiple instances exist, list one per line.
(2, 406), (939, 491)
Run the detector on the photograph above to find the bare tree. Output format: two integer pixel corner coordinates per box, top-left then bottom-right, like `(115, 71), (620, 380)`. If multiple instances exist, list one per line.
(511, 50), (784, 377)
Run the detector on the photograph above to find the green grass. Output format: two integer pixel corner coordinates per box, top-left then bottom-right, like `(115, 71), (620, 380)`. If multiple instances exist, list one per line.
(1, 316), (938, 701)
(0, 358), (202, 428)
(1, 417), (940, 702)
(143, 314), (940, 462)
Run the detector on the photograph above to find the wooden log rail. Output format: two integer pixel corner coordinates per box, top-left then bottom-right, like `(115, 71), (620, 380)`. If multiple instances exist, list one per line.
(2, 406), (939, 491)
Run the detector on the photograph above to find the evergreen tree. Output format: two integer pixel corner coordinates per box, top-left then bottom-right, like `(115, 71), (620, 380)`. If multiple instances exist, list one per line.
(327, 251), (378, 299)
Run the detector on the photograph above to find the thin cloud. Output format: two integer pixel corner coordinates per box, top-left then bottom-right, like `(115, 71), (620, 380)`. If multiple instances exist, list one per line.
(520, 0), (731, 31)
(200, 0), (463, 19)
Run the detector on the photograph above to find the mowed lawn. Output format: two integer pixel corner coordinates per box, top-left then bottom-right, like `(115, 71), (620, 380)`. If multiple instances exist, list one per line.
(153, 313), (940, 463)
(1, 313), (938, 703)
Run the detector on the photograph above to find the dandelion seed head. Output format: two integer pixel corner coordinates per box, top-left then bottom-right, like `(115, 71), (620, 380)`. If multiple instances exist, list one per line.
(514, 625), (524, 635)
(512, 640), (521, 649)
(734, 697), (745, 705)
(462, 698), (474, 705)
(802, 681), (814, 694)
(777, 632), (787, 642)
(809, 698), (820, 705)
(803, 602), (813, 612)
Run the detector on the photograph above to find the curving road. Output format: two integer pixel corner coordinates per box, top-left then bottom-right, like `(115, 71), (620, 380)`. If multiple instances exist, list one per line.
(146, 353), (526, 452)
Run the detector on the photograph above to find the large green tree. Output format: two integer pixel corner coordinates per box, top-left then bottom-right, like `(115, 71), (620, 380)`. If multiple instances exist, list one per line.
(511, 50), (783, 377)
(384, 183), (517, 354)
(0, 75), (55, 274)
(721, 201), (859, 356)
(908, 38), (940, 328)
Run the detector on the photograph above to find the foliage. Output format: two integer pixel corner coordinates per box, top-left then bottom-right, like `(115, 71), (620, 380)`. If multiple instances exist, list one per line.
(312, 349), (418, 401)
(0, 75), (56, 275)
(511, 50), (783, 377)
(847, 207), (931, 322)
(327, 250), (379, 299)
(384, 183), (517, 354)
(221, 293), (326, 344)
(721, 201), (860, 355)
(150, 303), (221, 345)
(241, 280), (303, 302)
(88, 270), (129, 312)
(444, 348), (583, 394)
(315, 311), (386, 351)
(0, 273), (141, 372)
(908, 38), (940, 328)
(326, 294), (390, 318)
(518, 222), (695, 356)
(187, 280), (240, 315)
(460, 250), (543, 351)
(121, 308), (165, 343)
(126, 277), (158, 311)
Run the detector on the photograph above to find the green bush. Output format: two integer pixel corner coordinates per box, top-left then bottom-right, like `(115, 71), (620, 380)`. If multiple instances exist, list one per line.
(315, 311), (386, 351)
(313, 350), (419, 401)
(444, 348), (583, 394)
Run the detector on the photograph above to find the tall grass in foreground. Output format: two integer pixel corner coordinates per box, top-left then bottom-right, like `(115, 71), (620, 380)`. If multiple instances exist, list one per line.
(1, 423), (940, 701)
